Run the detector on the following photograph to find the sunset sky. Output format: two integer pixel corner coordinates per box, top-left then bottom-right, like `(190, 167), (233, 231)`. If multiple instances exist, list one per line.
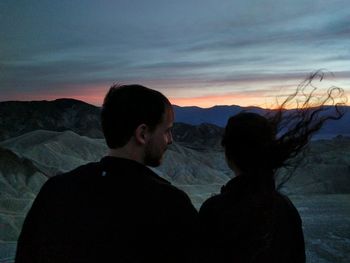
(1, 0), (350, 108)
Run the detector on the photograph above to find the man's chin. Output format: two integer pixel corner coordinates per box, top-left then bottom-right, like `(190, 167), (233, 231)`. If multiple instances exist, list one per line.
(144, 148), (166, 167)
(145, 155), (164, 167)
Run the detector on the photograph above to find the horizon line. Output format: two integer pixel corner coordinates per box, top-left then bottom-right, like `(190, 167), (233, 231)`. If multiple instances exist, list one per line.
(0, 97), (349, 111)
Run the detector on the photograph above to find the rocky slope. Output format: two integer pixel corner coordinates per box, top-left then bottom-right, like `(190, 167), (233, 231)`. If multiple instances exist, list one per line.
(0, 147), (47, 199)
(172, 122), (224, 150)
(1, 129), (350, 199)
(0, 146), (47, 243)
(0, 130), (230, 185)
(279, 136), (350, 195)
(1, 130), (107, 177)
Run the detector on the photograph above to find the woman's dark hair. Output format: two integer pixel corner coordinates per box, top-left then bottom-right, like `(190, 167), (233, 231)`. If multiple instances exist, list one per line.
(222, 71), (347, 180)
(101, 84), (171, 149)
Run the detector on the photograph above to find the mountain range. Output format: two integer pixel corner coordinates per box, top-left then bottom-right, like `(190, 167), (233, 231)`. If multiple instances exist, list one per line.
(1, 99), (350, 141)
(0, 98), (349, 262)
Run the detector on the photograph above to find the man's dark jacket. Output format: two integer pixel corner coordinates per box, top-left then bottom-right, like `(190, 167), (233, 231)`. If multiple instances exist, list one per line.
(199, 174), (305, 263)
(16, 156), (198, 263)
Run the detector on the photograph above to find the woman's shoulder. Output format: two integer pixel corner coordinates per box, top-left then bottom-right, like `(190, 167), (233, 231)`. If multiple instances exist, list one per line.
(199, 193), (227, 218)
(199, 190), (248, 221)
(273, 192), (298, 210)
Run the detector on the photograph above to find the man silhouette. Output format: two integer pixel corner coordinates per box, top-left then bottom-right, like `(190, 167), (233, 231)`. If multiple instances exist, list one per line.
(15, 84), (198, 263)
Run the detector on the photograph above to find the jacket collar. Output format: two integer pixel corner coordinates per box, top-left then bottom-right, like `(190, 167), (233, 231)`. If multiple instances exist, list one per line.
(221, 172), (275, 195)
(100, 156), (171, 185)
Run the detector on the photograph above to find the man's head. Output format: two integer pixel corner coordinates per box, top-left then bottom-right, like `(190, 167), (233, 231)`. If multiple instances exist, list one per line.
(101, 84), (173, 166)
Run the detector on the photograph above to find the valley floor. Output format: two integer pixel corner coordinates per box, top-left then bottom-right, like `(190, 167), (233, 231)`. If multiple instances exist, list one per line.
(293, 194), (350, 263)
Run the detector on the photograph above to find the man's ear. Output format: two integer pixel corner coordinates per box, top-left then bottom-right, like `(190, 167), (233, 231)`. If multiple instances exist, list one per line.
(134, 124), (149, 145)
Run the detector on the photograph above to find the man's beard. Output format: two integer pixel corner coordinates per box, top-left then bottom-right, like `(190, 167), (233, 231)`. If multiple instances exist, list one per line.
(144, 143), (165, 167)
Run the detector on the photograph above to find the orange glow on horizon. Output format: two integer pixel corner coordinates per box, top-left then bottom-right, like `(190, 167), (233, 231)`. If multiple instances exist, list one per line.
(3, 93), (349, 109)
(2, 86), (349, 109)
(169, 94), (273, 109)
(169, 91), (350, 109)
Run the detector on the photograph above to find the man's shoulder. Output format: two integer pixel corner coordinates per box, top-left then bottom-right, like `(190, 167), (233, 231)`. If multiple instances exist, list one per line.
(56, 161), (100, 178)
(145, 168), (192, 203)
(159, 180), (191, 202)
(117, 159), (187, 200)
(134, 166), (196, 213)
(43, 161), (101, 191)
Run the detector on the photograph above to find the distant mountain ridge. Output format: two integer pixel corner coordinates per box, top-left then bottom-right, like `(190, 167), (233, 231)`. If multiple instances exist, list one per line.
(0, 99), (103, 141)
(1, 99), (349, 141)
(172, 104), (265, 126)
(173, 104), (350, 139)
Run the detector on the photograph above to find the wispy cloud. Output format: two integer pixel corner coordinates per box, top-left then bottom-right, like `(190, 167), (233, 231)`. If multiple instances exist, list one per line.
(1, 0), (349, 106)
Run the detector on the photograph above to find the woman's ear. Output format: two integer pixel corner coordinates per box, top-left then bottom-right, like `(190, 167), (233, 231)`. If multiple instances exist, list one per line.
(226, 156), (242, 177)
(134, 124), (149, 145)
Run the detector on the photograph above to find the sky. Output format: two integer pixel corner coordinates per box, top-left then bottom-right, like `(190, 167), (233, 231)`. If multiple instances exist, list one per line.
(1, 0), (350, 108)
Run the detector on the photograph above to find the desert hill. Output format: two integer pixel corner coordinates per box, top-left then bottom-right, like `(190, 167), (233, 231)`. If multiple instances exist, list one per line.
(0, 146), (47, 244)
(0, 130), (230, 185)
(1, 129), (350, 197)
(0, 147), (47, 199)
(172, 122), (223, 150)
(0, 99), (102, 141)
(280, 136), (350, 195)
(1, 130), (107, 177)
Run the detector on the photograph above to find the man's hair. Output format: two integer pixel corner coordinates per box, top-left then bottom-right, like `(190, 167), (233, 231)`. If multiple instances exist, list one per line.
(101, 84), (171, 149)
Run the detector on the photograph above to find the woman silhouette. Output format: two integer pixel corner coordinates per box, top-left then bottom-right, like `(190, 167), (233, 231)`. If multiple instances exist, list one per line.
(198, 72), (346, 263)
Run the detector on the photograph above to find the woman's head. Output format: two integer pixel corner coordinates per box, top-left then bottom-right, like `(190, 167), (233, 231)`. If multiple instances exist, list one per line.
(222, 71), (347, 179)
(222, 112), (276, 175)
